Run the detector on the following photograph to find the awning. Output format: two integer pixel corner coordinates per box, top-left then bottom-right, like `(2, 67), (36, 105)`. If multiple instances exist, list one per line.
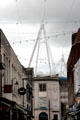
(0, 97), (27, 115)
(27, 114), (34, 118)
(0, 97), (16, 107)
(16, 104), (27, 115)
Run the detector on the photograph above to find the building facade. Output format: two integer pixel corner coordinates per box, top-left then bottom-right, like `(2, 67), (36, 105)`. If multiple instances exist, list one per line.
(59, 77), (68, 120)
(67, 28), (80, 119)
(0, 29), (33, 120)
(23, 68), (34, 120)
(33, 75), (60, 120)
(67, 28), (80, 106)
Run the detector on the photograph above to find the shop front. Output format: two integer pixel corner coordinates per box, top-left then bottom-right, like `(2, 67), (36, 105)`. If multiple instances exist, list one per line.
(0, 97), (27, 120)
(0, 96), (15, 120)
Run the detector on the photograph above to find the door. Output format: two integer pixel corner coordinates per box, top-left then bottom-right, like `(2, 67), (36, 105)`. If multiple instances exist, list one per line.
(39, 112), (48, 120)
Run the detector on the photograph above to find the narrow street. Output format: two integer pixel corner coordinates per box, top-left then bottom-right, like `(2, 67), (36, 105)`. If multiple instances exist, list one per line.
(0, 0), (80, 120)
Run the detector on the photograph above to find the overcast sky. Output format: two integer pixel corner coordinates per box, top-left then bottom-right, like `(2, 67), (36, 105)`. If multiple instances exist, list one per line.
(0, 0), (80, 76)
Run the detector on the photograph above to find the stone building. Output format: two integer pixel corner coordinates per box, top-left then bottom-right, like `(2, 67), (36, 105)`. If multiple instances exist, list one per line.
(0, 29), (33, 120)
(0, 29), (24, 102)
(33, 75), (60, 120)
(23, 67), (34, 120)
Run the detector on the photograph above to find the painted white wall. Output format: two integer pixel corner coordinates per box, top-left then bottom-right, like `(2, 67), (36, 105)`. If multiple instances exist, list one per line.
(74, 58), (80, 93)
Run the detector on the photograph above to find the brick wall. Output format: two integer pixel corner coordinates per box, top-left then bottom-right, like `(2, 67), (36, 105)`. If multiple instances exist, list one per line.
(67, 28), (80, 106)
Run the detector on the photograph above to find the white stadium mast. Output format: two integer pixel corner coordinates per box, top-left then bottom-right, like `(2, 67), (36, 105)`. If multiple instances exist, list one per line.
(28, 0), (55, 76)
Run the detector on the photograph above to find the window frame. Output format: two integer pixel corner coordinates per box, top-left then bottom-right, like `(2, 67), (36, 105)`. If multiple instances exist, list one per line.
(39, 83), (46, 92)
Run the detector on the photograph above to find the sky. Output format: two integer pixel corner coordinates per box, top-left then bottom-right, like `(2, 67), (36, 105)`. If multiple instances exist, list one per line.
(0, 0), (80, 76)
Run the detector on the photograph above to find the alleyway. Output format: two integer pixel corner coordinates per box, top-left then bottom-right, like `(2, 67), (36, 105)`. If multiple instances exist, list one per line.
(0, 0), (80, 120)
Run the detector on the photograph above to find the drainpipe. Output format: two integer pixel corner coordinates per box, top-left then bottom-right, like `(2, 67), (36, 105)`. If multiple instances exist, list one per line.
(0, 30), (5, 96)
(0, 30), (2, 96)
(49, 100), (50, 120)
(10, 108), (12, 120)
(23, 79), (24, 107)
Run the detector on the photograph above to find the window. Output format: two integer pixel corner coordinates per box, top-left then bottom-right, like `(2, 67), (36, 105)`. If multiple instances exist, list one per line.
(39, 83), (46, 92)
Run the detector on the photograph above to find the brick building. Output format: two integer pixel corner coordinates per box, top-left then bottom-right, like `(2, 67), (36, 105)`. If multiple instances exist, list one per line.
(66, 28), (80, 120)
(67, 28), (80, 106)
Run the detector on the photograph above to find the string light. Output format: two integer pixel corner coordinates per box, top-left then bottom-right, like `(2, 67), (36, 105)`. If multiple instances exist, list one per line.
(9, 30), (73, 46)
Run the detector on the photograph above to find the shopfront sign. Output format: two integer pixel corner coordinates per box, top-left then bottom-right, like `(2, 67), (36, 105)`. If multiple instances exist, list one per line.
(40, 106), (47, 110)
(4, 85), (12, 93)
(40, 97), (47, 109)
(18, 87), (26, 95)
(1, 104), (10, 111)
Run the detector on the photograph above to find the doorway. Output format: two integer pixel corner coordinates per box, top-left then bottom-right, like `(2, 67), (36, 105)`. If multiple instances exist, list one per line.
(54, 114), (58, 120)
(39, 112), (48, 120)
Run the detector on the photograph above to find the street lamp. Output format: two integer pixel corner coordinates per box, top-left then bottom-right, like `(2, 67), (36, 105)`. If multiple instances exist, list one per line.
(48, 100), (50, 120)
(14, 81), (18, 93)
(14, 81), (18, 85)
(12, 78), (19, 94)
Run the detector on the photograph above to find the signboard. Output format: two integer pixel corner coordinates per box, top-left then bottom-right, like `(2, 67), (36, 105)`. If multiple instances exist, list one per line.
(40, 97), (47, 109)
(4, 85), (12, 93)
(1, 104), (10, 111)
(40, 106), (47, 110)
(18, 87), (26, 95)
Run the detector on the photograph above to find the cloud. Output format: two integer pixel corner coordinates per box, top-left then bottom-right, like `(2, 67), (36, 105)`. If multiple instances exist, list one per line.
(0, 0), (80, 76)
(0, 0), (80, 23)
